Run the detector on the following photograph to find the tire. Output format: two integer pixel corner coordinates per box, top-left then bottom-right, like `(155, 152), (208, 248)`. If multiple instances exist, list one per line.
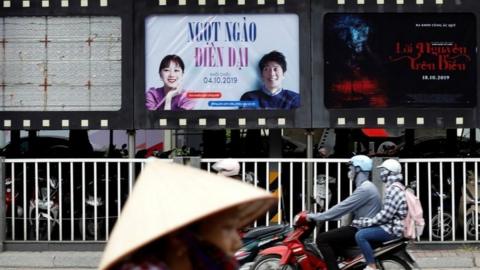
(465, 210), (479, 239)
(377, 255), (411, 270)
(251, 254), (297, 270)
(431, 212), (453, 240)
(78, 217), (105, 239)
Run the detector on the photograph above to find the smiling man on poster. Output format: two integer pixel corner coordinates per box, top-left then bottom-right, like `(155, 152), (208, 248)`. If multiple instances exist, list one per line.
(240, 50), (300, 109)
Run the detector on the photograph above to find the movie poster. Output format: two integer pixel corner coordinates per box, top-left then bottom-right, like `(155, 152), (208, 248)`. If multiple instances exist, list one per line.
(324, 13), (476, 108)
(145, 14), (300, 111)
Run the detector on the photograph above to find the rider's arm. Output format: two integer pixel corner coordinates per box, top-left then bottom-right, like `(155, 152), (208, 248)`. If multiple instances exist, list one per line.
(308, 183), (370, 222)
(352, 185), (403, 227)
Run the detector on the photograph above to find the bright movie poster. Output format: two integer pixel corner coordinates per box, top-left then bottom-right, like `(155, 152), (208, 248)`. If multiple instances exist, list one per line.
(145, 14), (300, 111)
(324, 13), (476, 108)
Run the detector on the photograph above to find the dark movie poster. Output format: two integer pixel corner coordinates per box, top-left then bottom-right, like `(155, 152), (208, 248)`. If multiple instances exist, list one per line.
(324, 13), (476, 108)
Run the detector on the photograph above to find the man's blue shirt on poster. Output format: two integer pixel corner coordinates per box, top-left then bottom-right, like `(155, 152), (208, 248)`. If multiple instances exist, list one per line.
(240, 88), (300, 109)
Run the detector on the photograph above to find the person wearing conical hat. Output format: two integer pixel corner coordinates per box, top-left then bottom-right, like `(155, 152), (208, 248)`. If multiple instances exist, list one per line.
(99, 160), (276, 270)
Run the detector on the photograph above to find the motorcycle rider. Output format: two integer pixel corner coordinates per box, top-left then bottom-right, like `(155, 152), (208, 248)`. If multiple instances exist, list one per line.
(353, 158), (407, 270)
(307, 155), (382, 270)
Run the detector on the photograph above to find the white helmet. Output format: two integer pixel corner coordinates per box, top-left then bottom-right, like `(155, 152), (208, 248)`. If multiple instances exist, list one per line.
(377, 159), (402, 174)
(212, 159), (240, 177)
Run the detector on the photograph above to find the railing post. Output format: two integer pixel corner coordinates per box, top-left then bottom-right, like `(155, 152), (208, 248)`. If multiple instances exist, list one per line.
(306, 129), (314, 211)
(372, 157), (385, 199)
(0, 157), (5, 251)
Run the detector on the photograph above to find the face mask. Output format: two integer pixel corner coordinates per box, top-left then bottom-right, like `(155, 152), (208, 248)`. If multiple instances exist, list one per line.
(380, 169), (389, 183)
(348, 165), (356, 181)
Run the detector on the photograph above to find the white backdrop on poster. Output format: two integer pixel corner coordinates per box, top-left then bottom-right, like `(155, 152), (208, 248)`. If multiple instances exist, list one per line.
(145, 14), (299, 110)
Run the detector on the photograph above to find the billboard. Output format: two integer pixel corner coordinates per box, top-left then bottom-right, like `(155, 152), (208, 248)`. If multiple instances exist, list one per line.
(324, 13), (476, 109)
(0, 0), (134, 130)
(144, 14), (300, 111)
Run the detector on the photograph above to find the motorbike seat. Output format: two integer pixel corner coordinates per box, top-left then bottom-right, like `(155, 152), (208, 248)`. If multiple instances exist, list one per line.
(243, 224), (289, 239)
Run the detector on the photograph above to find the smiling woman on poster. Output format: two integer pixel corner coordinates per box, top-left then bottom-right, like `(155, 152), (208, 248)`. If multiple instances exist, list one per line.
(240, 51), (300, 109)
(145, 55), (195, 111)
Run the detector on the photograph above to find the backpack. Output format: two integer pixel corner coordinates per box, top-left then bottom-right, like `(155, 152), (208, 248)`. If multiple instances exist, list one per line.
(392, 182), (425, 239)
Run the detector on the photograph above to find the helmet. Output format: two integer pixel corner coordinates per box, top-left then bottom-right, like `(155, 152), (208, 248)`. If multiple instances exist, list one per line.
(377, 159), (402, 174)
(349, 155), (373, 172)
(212, 159), (240, 177)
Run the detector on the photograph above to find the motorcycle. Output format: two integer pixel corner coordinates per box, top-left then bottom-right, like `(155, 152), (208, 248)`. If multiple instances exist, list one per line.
(5, 176), (25, 240)
(78, 174), (128, 240)
(236, 174), (334, 270)
(236, 224), (293, 270)
(429, 176), (454, 240)
(28, 175), (60, 240)
(251, 211), (418, 270)
(458, 171), (480, 239)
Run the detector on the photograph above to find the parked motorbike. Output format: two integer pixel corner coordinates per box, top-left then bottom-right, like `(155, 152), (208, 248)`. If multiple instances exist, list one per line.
(28, 175), (60, 240)
(5, 176), (25, 240)
(458, 171), (480, 239)
(429, 176), (454, 240)
(251, 211), (418, 270)
(78, 174), (128, 240)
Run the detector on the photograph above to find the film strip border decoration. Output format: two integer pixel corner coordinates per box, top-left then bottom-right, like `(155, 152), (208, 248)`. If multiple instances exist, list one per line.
(0, 0), (455, 9)
(331, 115), (473, 128)
(0, 0), (134, 130)
(0, 0), (477, 130)
(311, 0), (479, 129)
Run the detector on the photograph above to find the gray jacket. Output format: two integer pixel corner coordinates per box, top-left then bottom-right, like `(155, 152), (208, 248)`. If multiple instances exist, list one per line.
(308, 171), (382, 223)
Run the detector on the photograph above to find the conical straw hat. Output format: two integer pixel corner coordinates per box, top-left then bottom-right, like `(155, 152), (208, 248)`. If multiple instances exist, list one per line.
(99, 159), (276, 270)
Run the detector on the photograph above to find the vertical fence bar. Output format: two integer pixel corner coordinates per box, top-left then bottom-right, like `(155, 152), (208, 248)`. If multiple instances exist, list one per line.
(117, 162), (121, 226)
(428, 162), (432, 242)
(313, 161), (318, 215)
(415, 161), (420, 242)
(93, 162), (98, 240)
(439, 161), (444, 241)
(463, 161), (467, 241)
(289, 162), (293, 225)
(475, 162), (478, 241)
(11, 162), (15, 240)
(451, 161), (456, 241)
(23, 162), (27, 240)
(254, 161), (258, 227)
(277, 162), (282, 224)
(58, 162), (62, 241)
(325, 161), (330, 231)
(128, 162), (133, 193)
(266, 162), (269, 225)
(70, 162), (74, 241)
(105, 162), (109, 241)
(337, 162), (341, 228)
(301, 162), (305, 212)
(81, 162), (85, 241)
(313, 160), (317, 242)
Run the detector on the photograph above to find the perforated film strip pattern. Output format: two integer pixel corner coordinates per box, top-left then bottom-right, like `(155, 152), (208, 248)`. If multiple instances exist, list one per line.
(0, 0), (452, 8)
(333, 115), (469, 128)
(0, 0), (110, 8)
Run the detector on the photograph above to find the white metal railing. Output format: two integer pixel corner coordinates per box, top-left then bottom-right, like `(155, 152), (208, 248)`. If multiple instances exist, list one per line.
(2, 158), (480, 243)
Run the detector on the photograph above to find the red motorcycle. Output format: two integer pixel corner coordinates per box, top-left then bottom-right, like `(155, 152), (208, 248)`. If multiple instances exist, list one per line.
(251, 211), (417, 270)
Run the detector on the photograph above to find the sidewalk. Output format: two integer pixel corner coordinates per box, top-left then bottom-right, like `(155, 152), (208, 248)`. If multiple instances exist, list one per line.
(409, 245), (480, 270)
(0, 246), (478, 269)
